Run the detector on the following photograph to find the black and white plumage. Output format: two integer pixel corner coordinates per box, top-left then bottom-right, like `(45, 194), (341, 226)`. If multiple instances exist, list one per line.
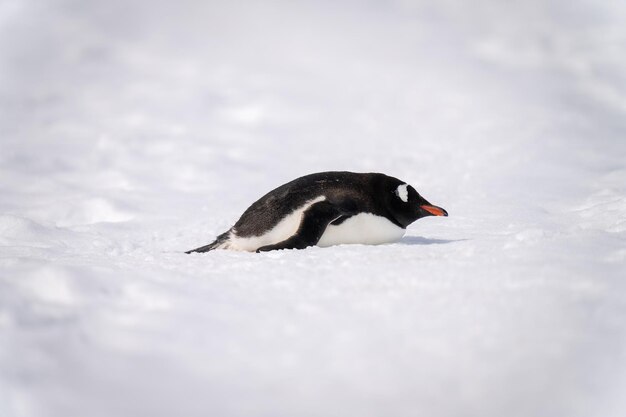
(186, 171), (447, 253)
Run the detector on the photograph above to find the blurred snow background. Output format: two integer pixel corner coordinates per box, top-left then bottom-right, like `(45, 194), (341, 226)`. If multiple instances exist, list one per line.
(1, 0), (625, 416)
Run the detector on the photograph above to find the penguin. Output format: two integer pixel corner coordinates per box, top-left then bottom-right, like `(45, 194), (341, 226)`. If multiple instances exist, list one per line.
(186, 171), (447, 253)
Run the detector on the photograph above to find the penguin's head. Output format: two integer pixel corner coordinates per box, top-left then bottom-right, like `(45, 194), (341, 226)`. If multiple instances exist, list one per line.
(385, 179), (448, 228)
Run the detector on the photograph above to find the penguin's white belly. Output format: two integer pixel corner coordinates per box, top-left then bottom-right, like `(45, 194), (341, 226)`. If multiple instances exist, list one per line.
(317, 213), (405, 247)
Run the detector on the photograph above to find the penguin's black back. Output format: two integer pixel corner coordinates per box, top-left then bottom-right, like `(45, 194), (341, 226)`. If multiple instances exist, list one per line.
(233, 171), (402, 237)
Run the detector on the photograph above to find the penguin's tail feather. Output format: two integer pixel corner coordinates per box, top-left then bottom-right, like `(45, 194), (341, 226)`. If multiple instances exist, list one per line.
(185, 230), (231, 254)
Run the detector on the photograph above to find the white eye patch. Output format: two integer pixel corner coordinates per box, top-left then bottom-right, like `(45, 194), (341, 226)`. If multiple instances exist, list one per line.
(396, 184), (409, 202)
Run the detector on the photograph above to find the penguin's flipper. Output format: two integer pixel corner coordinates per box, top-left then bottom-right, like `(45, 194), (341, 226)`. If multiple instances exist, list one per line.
(256, 201), (343, 252)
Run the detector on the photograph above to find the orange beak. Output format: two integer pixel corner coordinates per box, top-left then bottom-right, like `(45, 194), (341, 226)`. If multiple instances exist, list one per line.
(420, 205), (448, 217)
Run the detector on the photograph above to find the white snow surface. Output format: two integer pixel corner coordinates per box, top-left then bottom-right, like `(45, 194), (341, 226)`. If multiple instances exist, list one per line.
(1, 1), (626, 416)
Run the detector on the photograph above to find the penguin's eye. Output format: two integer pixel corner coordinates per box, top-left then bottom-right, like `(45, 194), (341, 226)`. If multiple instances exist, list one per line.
(395, 184), (409, 203)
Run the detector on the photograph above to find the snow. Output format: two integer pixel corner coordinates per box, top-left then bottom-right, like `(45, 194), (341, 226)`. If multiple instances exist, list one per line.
(1, 0), (625, 416)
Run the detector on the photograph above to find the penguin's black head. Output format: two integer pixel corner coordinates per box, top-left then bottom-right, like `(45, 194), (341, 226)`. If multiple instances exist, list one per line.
(383, 177), (448, 228)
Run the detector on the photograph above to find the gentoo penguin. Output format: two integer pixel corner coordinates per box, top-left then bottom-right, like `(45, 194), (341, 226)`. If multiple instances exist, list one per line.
(186, 171), (447, 253)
